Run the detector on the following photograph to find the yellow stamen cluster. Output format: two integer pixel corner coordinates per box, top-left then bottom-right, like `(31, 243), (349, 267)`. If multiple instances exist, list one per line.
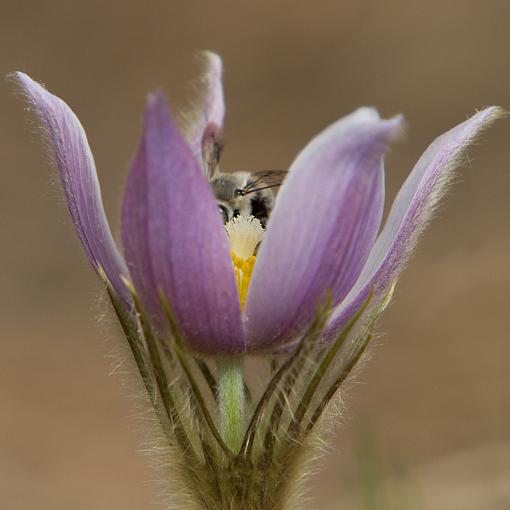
(225, 215), (264, 310)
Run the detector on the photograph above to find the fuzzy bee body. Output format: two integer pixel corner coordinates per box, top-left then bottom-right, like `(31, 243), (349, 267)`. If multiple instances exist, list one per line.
(202, 139), (286, 226)
(210, 170), (286, 227)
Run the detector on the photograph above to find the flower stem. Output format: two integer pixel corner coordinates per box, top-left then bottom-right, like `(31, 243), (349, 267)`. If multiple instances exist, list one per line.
(218, 357), (245, 453)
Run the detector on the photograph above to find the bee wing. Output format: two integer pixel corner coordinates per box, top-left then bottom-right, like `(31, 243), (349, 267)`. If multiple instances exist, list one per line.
(202, 137), (224, 179)
(243, 170), (287, 194)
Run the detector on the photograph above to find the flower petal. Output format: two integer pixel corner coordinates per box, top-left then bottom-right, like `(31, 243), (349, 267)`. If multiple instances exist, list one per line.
(244, 108), (403, 350)
(126, 90), (244, 353)
(324, 107), (502, 341)
(13, 72), (130, 302)
(186, 52), (225, 178)
(121, 123), (162, 324)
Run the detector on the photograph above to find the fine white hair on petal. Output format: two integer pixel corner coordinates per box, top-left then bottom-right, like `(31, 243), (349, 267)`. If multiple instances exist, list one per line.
(182, 51), (225, 176)
(12, 71), (130, 304)
(323, 106), (503, 342)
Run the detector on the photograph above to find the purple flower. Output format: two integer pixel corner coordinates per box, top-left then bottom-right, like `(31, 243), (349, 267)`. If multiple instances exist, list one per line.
(13, 53), (500, 355)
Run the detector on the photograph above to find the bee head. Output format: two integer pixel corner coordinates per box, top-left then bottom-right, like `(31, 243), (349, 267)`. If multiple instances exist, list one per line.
(217, 201), (239, 223)
(210, 173), (251, 223)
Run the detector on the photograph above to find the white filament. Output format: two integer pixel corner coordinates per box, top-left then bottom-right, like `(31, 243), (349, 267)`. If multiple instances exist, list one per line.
(225, 215), (264, 259)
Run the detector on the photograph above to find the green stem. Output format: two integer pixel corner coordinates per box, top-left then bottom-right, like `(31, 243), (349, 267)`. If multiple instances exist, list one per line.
(218, 358), (245, 453)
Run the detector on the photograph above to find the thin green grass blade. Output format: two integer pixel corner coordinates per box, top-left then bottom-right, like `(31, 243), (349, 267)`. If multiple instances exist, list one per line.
(160, 294), (235, 461)
(173, 344), (235, 460)
(105, 283), (153, 394)
(260, 294), (332, 465)
(306, 331), (373, 434)
(304, 282), (397, 435)
(194, 358), (219, 403)
(240, 295), (331, 461)
(123, 281), (197, 460)
(286, 290), (373, 442)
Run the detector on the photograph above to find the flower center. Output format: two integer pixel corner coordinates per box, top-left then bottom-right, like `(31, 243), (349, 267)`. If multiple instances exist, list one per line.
(225, 215), (264, 310)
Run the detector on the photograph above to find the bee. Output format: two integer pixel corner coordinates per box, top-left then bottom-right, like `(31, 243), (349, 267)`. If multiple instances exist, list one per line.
(210, 170), (286, 227)
(203, 139), (286, 227)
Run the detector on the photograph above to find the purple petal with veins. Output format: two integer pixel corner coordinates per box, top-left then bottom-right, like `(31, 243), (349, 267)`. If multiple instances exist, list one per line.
(244, 108), (403, 350)
(121, 116), (162, 325)
(129, 90), (244, 353)
(14, 72), (130, 303)
(323, 107), (502, 342)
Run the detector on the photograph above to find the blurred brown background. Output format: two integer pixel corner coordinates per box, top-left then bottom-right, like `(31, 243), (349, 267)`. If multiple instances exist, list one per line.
(1, 1), (509, 509)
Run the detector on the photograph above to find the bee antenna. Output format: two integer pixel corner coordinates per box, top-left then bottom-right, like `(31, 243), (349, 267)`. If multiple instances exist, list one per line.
(242, 170), (284, 192)
(242, 183), (282, 195)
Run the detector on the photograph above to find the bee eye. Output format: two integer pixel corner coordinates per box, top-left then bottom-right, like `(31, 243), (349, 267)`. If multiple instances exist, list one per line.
(234, 188), (245, 197)
(218, 204), (229, 223)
